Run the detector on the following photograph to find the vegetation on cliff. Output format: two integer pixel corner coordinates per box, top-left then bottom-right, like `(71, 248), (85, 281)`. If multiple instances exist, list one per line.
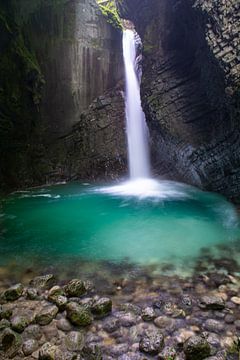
(97, 0), (123, 29)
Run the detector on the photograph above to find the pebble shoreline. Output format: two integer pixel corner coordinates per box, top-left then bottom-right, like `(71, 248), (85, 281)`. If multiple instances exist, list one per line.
(0, 270), (240, 360)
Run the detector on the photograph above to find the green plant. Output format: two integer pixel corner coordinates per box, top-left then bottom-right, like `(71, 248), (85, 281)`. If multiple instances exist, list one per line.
(227, 337), (240, 360)
(97, 0), (122, 30)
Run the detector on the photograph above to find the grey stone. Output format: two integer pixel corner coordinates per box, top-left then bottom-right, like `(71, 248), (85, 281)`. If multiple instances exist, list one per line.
(139, 330), (164, 355)
(65, 279), (87, 298)
(91, 297), (112, 318)
(30, 274), (56, 290)
(0, 328), (22, 359)
(199, 296), (225, 310)
(204, 319), (224, 333)
(65, 331), (85, 352)
(22, 339), (39, 356)
(141, 307), (156, 321)
(4, 284), (24, 301)
(11, 315), (29, 333)
(66, 302), (93, 327)
(183, 335), (211, 360)
(35, 305), (58, 326)
(56, 318), (72, 332)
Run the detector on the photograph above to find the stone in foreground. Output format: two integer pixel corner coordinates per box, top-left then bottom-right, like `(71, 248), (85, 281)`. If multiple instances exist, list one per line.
(199, 296), (225, 310)
(30, 274), (56, 290)
(91, 297), (112, 318)
(139, 331), (164, 355)
(35, 305), (58, 326)
(4, 284), (24, 301)
(65, 331), (85, 352)
(66, 302), (93, 326)
(183, 335), (211, 360)
(0, 328), (22, 358)
(65, 279), (87, 297)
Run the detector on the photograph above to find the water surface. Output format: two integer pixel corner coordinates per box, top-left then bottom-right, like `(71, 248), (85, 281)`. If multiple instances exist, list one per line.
(0, 180), (239, 277)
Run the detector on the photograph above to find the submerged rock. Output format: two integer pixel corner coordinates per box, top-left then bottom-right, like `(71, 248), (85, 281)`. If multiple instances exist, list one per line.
(183, 335), (211, 360)
(4, 284), (23, 301)
(30, 274), (56, 290)
(66, 302), (93, 326)
(65, 331), (85, 352)
(11, 315), (29, 333)
(139, 331), (164, 355)
(65, 279), (87, 297)
(39, 342), (60, 360)
(199, 296), (225, 310)
(0, 305), (12, 319)
(22, 339), (39, 356)
(141, 307), (156, 321)
(158, 346), (176, 360)
(0, 328), (22, 358)
(35, 305), (58, 326)
(91, 297), (112, 318)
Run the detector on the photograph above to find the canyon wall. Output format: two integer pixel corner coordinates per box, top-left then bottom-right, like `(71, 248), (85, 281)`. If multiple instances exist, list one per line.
(117, 0), (240, 201)
(0, 0), (125, 190)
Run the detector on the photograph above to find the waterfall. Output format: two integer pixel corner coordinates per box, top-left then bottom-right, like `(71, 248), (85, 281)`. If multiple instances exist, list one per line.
(123, 29), (150, 179)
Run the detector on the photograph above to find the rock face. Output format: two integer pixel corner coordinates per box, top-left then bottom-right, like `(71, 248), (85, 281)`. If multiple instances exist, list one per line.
(55, 84), (126, 182)
(117, 0), (240, 202)
(0, 0), (124, 190)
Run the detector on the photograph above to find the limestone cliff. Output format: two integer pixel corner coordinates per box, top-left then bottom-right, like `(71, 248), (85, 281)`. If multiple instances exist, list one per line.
(117, 0), (240, 202)
(0, 0), (124, 190)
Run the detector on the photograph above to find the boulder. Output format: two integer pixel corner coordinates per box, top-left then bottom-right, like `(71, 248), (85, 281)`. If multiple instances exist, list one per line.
(139, 331), (164, 355)
(4, 284), (23, 301)
(183, 335), (211, 360)
(65, 279), (87, 297)
(66, 302), (93, 327)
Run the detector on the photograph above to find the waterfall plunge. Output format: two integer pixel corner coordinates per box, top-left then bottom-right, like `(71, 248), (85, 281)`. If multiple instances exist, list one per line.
(123, 29), (150, 179)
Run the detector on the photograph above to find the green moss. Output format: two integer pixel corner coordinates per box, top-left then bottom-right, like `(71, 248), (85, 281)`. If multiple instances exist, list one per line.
(97, 0), (123, 30)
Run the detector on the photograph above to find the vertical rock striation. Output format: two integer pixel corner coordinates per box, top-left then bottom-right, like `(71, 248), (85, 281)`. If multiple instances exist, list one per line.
(117, 0), (240, 202)
(0, 0), (125, 190)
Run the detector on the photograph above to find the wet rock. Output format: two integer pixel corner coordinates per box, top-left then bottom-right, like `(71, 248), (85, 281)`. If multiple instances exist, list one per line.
(39, 342), (61, 360)
(102, 316), (120, 333)
(11, 315), (29, 333)
(48, 286), (64, 301)
(56, 318), (72, 332)
(204, 319), (224, 333)
(235, 320), (240, 329)
(23, 324), (42, 340)
(119, 303), (141, 315)
(65, 331), (85, 352)
(224, 314), (235, 324)
(158, 346), (176, 359)
(65, 279), (87, 297)
(0, 328), (22, 359)
(183, 335), (211, 360)
(141, 307), (156, 321)
(66, 302), (93, 327)
(22, 339), (39, 356)
(35, 305), (58, 326)
(26, 287), (39, 300)
(30, 274), (56, 290)
(139, 330), (164, 355)
(81, 344), (102, 360)
(154, 316), (175, 330)
(199, 296), (225, 310)
(42, 324), (58, 341)
(0, 305), (12, 319)
(230, 296), (240, 305)
(4, 284), (24, 301)
(0, 319), (10, 331)
(91, 297), (112, 318)
(52, 295), (68, 311)
(117, 312), (138, 327)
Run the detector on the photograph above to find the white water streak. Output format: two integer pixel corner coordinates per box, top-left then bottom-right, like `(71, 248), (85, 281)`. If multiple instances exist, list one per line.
(123, 30), (150, 179)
